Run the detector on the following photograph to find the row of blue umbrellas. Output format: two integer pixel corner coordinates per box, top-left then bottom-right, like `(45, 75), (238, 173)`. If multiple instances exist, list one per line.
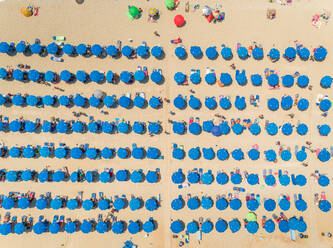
(0, 93), (162, 109)
(0, 217), (156, 235)
(170, 146), (332, 162)
(0, 41), (164, 59)
(173, 95), (309, 111)
(1, 195), (159, 212)
(4, 119), (162, 135)
(172, 120), (314, 136)
(171, 169), (330, 187)
(170, 216), (308, 234)
(1, 168), (159, 184)
(174, 45), (327, 61)
(2, 145), (161, 160)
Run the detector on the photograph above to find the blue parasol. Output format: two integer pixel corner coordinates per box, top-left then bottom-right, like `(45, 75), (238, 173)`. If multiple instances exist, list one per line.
(220, 73), (232, 86)
(190, 46), (202, 58)
(247, 173), (259, 185)
(117, 148), (129, 159)
(281, 95), (293, 110)
(215, 219), (228, 233)
(81, 220), (92, 234)
(172, 170), (185, 184)
(118, 95), (131, 108)
(38, 170), (49, 182)
(122, 45), (132, 57)
(9, 120), (21, 132)
(188, 148), (201, 160)
(91, 44), (102, 56)
(73, 94), (86, 107)
(187, 197), (200, 210)
(33, 222), (46, 235)
(318, 175), (330, 186)
(189, 122), (201, 135)
(219, 97), (231, 110)
(113, 198), (126, 210)
(175, 46), (186, 58)
(143, 219), (155, 233)
(2, 197), (14, 209)
(221, 47), (232, 59)
(13, 69), (24, 81)
(18, 197), (30, 209)
(319, 200), (331, 212)
(133, 96), (145, 108)
(232, 123), (243, 135)
(205, 73), (216, 85)
(130, 170), (144, 183)
(251, 74), (262, 86)
(82, 199), (94, 210)
(47, 43), (58, 54)
(267, 74), (279, 86)
(231, 148), (244, 160)
(22, 147), (34, 158)
(174, 95), (186, 109)
(101, 147), (113, 158)
(9, 147), (20, 157)
(106, 71), (114, 82)
(146, 170), (158, 183)
(90, 70), (103, 82)
(206, 46), (217, 59)
(30, 43), (41, 54)
(187, 221), (198, 234)
(203, 148), (215, 160)
(248, 149), (260, 160)
(231, 173), (242, 184)
(103, 95), (116, 108)
(297, 75), (309, 88)
(173, 122), (185, 135)
(295, 199), (307, 211)
(21, 169), (32, 181)
(96, 221), (108, 234)
(281, 123), (293, 135)
(264, 220), (275, 233)
(151, 46), (162, 58)
(314, 46), (327, 61)
(230, 198), (242, 210)
(246, 221), (259, 234)
(76, 70), (87, 82)
(151, 71), (162, 83)
(116, 170), (129, 181)
(318, 149), (330, 162)
(28, 69), (40, 82)
(265, 175), (276, 186)
(284, 47), (296, 59)
(320, 99), (331, 112)
(279, 220), (290, 233)
(252, 47), (263, 60)
(145, 198), (158, 211)
(321, 76), (332, 88)
(267, 98), (279, 111)
(76, 44), (87, 55)
(173, 148), (185, 159)
(65, 222), (77, 233)
(6, 171), (17, 182)
(16, 42), (26, 53)
(132, 122), (144, 134)
(247, 199), (259, 211)
(149, 97), (161, 108)
(106, 45), (118, 56)
(264, 199), (276, 211)
(229, 219), (241, 233)
(14, 223), (25, 234)
(279, 174), (290, 186)
(52, 170), (65, 182)
(282, 75), (294, 87)
(268, 48), (280, 60)
(0, 68), (7, 79)
(279, 198), (290, 210)
(129, 198), (142, 211)
(205, 97), (216, 109)
(67, 199), (78, 210)
(134, 70), (145, 82)
(86, 148), (98, 159)
(190, 72), (201, 84)
(298, 47), (310, 60)
(295, 175), (307, 186)
(201, 172), (214, 185)
(128, 221), (140, 234)
(54, 147), (67, 159)
(203, 120), (213, 132)
(174, 72), (186, 84)
(216, 198), (228, 210)
(237, 47), (248, 59)
(201, 221), (213, 233)
(297, 123), (308, 135)
(132, 147), (145, 159)
(147, 147), (160, 159)
(49, 223), (60, 234)
(216, 172), (229, 185)
(63, 44), (74, 55)
(51, 198), (63, 210)
(136, 45), (149, 57)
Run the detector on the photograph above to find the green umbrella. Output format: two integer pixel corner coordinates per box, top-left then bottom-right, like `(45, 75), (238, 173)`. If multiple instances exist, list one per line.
(129, 6), (139, 18)
(165, 0), (175, 9)
(246, 212), (257, 222)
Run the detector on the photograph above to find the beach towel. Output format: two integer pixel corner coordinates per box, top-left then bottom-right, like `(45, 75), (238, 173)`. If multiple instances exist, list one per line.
(126, 11), (134, 20)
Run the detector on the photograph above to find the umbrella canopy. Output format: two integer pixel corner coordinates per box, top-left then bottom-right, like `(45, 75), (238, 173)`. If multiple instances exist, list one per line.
(65, 222), (77, 233)
(231, 149), (244, 160)
(0, 68), (7, 79)
(129, 197), (142, 211)
(202, 121), (213, 132)
(9, 147), (20, 157)
(264, 199), (276, 211)
(189, 122), (201, 135)
(136, 45), (148, 57)
(22, 147), (34, 158)
(247, 173), (259, 185)
(133, 96), (145, 108)
(47, 43), (58, 54)
(297, 123), (308, 135)
(112, 221), (125, 234)
(130, 170), (144, 183)
(174, 95), (186, 109)
(103, 95), (116, 108)
(264, 220), (275, 233)
(49, 223), (60, 234)
(187, 197), (200, 210)
(188, 148), (201, 160)
(314, 46), (327, 61)
(206, 46), (217, 59)
(201, 172), (214, 185)
(175, 46), (186, 58)
(63, 44), (75, 55)
(205, 97), (217, 109)
(170, 220), (184, 234)
(113, 198), (126, 210)
(267, 98), (279, 111)
(279, 198), (290, 210)
(298, 47), (310, 60)
(220, 73), (232, 86)
(143, 219), (155, 233)
(6, 171), (17, 182)
(13, 69), (24, 81)
(51, 198), (63, 209)
(252, 47), (263, 60)
(246, 221), (259, 234)
(21, 169), (32, 181)
(281, 96), (293, 110)
(281, 123), (293, 135)
(318, 175), (330, 187)
(187, 221), (199, 234)
(52, 170), (65, 182)
(231, 173), (242, 184)
(248, 149), (260, 160)
(172, 170), (185, 184)
(129, 6), (139, 17)
(230, 198), (242, 210)
(0, 42), (9, 53)
(321, 76), (332, 88)
(2, 197), (14, 209)
(205, 73), (216, 85)
(219, 97), (231, 110)
(296, 150), (307, 162)
(14, 223), (25, 235)
(234, 97), (246, 110)
(173, 148), (185, 159)
(149, 97), (161, 108)
(269, 48), (280, 60)
(174, 14), (185, 27)
(82, 199), (94, 210)
(128, 221), (140, 234)
(297, 75), (309, 88)
(267, 74), (279, 86)
(81, 220), (92, 234)
(145, 198), (158, 211)
(265, 175), (276, 186)
(319, 200), (331, 212)
(282, 75), (294, 87)
(118, 96), (131, 108)
(284, 47), (296, 59)
(96, 221), (108, 234)
(28, 69), (40, 82)
(279, 220), (289, 233)
(215, 219), (228, 233)
(91, 44), (102, 56)
(73, 94), (86, 107)
(121, 45), (132, 57)
(203, 148), (215, 160)
(134, 70), (145, 82)
(174, 72), (186, 84)
(18, 197), (30, 209)
(90, 70), (103, 82)
(190, 72), (201, 84)
(279, 174), (290, 186)
(251, 74), (262, 86)
(216, 172), (229, 185)
(247, 199), (259, 211)
(295, 175), (307, 186)
(320, 99), (331, 112)
(67, 199), (79, 210)
(30, 43), (42, 54)
(116, 170), (129, 181)
(190, 46), (202, 58)
(33, 222), (46, 235)
(229, 219), (241, 233)
(151, 71), (162, 83)
(232, 123), (243, 135)
(237, 47), (248, 59)
(216, 198), (228, 210)
(76, 44), (87, 55)
(171, 197), (184, 211)
(221, 47), (232, 59)
(12, 94), (25, 106)
(151, 46), (162, 58)
(295, 199), (307, 211)
(54, 147), (67, 159)
(201, 221), (213, 233)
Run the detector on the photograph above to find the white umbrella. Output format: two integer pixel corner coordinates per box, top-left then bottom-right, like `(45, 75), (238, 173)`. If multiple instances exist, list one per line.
(202, 6), (212, 16)
(93, 90), (105, 99)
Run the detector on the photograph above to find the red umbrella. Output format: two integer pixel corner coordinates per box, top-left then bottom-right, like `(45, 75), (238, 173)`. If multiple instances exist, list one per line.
(174, 15), (185, 27)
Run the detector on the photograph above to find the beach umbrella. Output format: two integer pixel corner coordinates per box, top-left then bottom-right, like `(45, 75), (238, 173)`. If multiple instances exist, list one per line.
(171, 197), (184, 211)
(284, 47), (296, 59)
(187, 197), (200, 210)
(51, 198), (63, 210)
(203, 148), (215, 160)
(132, 147), (145, 159)
(268, 48), (280, 60)
(149, 97), (161, 108)
(129, 6), (139, 17)
(172, 170), (185, 184)
(171, 220), (184, 234)
(143, 219), (155, 233)
(215, 219), (228, 233)
(91, 44), (102, 56)
(6, 170), (17, 182)
(101, 121), (113, 133)
(49, 223), (60, 234)
(267, 98), (279, 111)
(28, 69), (40, 82)
(9, 120), (21, 132)
(114, 198), (126, 211)
(247, 174), (259, 185)
(201, 221), (213, 233)
(52, 171), (65, 182)
(297, 217), (307, 232)
(21, 169), (32, 181)
(22, 147), (34, 158)
(229, 219), (241, 233)
(219, 97), (231, 110)
(288, 217), (298, 231)
(121, 45), (132, 57)
(145, 198), (158, 211)
(0, 42), (9, 54)
(190, 46), (202, 58)
(231, 149), (244, 160)
(72, 121), (84, 133)
(165, 0), (175, 8)
(70, 147), (82, 159)
(9, 147), (20, 158)
(314, 46), (327, 61)
(65, 222), (77, 233)
(174, 14), (185, 27)
(118, 95), (131, 108)
(265, 175), (276, 186)
(295, 199), (307, 211)
(117, 122), (129, 134)
(130, 170), (144, 183)
(76, 44), (87, 55)
(173, 148), (185, 160)
(174, 72), (186, 84)
(187, 171), (200, 183)
(128, 221), (140, 235)
(0, 68), (6, 79)
(147, 147), (160, 159)
(56, 121), (68, 133)
(63, 44), (74, 55)
(136, 45), (148, 57)
(76, 70), (87, 83)
(16, 42), (27, 53)
(33, 222), (46, 235)
(117, 148), (129, 159)
(282, 75), (294, 87)
(90, 70), (103, 82)
(319, 200), (331, 212)
(132, 122), (145, 134)
(297, 75), (309, 88)
(206, 46), (217, 59)
(246, 221), (259, 234)
(175, 46), (186, 58)
(202, 120), (213, 132)
(148, 122), (160, 134)
(251, 74), (262, 86)
(319, 99), (331, 112)
(217, 172), (229, 185)
(73, 94), (86, 107)
(230, 199), (242, 210)
(202, 172), (214, 185)
(231, 173), (242, 184)
(252, 47), (263, 60)
(190, 72), (201, 84)
(129, 197), (142, 211)
(58, 95), (70, 106)
(247, 199), (259, 211)
(116, 170), (129, 181)
(86, 148), (98, 159)
(44, 71), (55, 82)
(47, 43), (58, 54)
(264, 220), (275, 233)
(134, 70), (145, 82)
(150, 46), (162, 58)
(30, 43), (41, 54)
(319, 124), (331, 136)
(146, 170), (158, 183)
(234, 97), (246, 110)
(189, 122), (201, 135)
(96, 221), (108, 234)
(70, 172), (78, 182)
(188, 148), (201, 160)
(14, 223), (25, 235)
(13, 69), (24, 81)
(264, 199), (276, 211)
(205, 73), (216, 85)
(67, 199), (78, 210)
(279, 198), (290, 210)
(235, 71), (247, 85)
(281, 95), (293, 110)
(232, 123), (243, 135)
(205, 97), (217, 109)
(221, 47), (232, 59)
(216, 198), (228, 210)
(82, 199), (94, 211)
(103, 95), (116, 108)
(248, 149), (260, 161)
(81, 220), (92, 234)
(106, 70), (114, 83)
(151, 71), (162, 83)
(237, 47), (248, 59)
(297, 123), (308, 135)
(42, 95), (55, 106)
(281, 123), (293, 135)
(54, 147), (67, 159)
(133, 96), (145, 108)
(267, 74), (279, 86)
(220, 73), (232, 86)
(296, 150), (307, 162)
(211, 126), (221, 136)
(318, 175), (330, 186)
(0, 94), (5, 105)
(38, 170), (49, 182)
(279, 174), (290, 186)
(318, 149), (330, 162)
(101, 147), (113, 158)
(18, 197), (30, 209)
(187, 221), (199, 234)
(2, 197), (14, 210)
(298, 47), (310, 60)
(278, 220), (289, 233)
(246, 212), (259, 221)
(295, 175), (307, 186)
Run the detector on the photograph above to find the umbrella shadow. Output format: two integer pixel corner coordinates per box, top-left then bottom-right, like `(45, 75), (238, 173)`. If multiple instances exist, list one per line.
(155, 51), (166, 60)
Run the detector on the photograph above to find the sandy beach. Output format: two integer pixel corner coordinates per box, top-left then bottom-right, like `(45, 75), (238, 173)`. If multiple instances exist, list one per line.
(0, 0), (332, 247)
